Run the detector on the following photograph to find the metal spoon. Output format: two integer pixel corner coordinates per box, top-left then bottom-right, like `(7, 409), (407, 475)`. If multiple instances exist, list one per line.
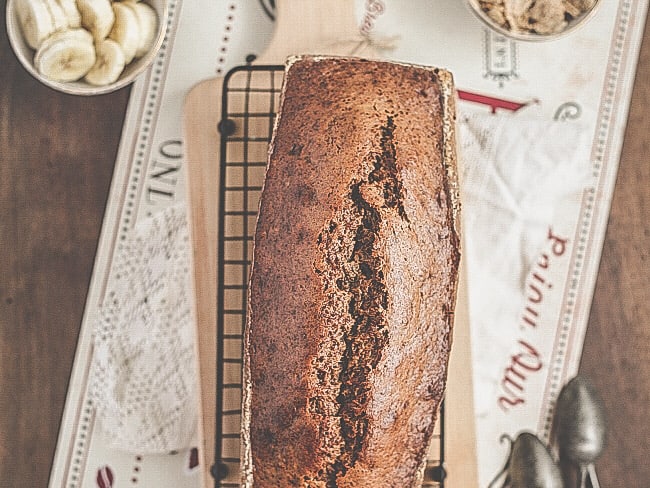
(554, 375), (607, 488)
(488, 432), (564, 488)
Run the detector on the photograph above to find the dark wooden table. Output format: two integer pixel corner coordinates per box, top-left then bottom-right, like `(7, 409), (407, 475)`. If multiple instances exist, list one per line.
(1, 5), (648, 487)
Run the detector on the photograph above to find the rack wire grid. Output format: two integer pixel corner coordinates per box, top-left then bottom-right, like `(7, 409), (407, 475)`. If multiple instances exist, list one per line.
(214, 63), (446, 488)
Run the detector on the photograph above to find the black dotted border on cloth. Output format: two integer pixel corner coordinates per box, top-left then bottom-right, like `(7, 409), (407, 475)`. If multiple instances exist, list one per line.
(131, 455), (143, 485)
(67, 399), (93, 487)
(217, 3), (237, 76)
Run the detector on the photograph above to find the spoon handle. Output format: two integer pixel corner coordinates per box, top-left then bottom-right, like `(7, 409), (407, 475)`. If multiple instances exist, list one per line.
(578, 465), (588, 488)
(587, 463), (601, 488)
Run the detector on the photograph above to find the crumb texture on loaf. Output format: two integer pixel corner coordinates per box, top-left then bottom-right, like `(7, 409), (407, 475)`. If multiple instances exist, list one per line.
(243, 56), (460, 488)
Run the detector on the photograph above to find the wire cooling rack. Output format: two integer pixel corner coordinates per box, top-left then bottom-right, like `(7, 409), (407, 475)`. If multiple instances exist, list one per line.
(214, 63), (445, 488)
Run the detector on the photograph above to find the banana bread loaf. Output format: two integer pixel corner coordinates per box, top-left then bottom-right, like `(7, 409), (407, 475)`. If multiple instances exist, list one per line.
(242, 56), (460, 488)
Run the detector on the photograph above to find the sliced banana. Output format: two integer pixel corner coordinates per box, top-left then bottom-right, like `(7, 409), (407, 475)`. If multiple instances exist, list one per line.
(16, 0), (159, 87)
(15, 0), (56, 50)
(85, 38), (126, 85)
(44, 0), (68, 31)
(36, 26), (94, 53)
(77, 0), (115, 41)
(55, 0), (82, 28)
(124, 0), (158, 58)
(34, 28), (96, 82)
(108, 2), (140, 64)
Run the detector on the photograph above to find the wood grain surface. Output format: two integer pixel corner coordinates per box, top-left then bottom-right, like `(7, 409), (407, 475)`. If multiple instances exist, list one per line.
(0, 4), (648, 488)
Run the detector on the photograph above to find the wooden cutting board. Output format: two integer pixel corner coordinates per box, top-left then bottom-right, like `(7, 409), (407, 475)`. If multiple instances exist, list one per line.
(182, 1), (477, 486)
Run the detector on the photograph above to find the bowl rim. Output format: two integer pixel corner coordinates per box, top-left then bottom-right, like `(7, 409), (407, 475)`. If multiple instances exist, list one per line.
(5, 0), (169, 95)
(465, 0), (601, 42)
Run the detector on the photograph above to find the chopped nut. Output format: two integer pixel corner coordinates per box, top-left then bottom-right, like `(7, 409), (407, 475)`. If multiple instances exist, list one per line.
(476, 0), (597, 35)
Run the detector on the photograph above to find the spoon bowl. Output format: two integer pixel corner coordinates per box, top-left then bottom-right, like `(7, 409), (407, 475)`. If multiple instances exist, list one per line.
(555, 375), (607, 465)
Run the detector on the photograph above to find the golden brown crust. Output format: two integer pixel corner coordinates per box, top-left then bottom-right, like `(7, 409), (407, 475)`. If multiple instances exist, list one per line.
(242, 56), (460, 488)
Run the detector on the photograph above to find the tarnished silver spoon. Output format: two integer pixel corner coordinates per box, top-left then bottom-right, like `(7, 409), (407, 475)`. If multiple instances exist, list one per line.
(554, 375), (607, 488)
(488, 432), (564, 488)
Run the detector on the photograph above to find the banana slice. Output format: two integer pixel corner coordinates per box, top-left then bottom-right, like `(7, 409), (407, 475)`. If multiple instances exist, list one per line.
(124, 1), (158, 58)
(55, 0), (82, 28)
(85, 39), (126, 85)
(44, 0), (68, 31)
(77, 0), (115, 41)
(108, 2), (140, 64)
(34, 28), (96, 82)
(15, 0), (56, 49)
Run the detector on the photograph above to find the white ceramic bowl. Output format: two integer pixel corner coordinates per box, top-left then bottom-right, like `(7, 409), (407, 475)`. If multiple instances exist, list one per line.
(465, 0), (601, 42)
(6, 0), (168, 95)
